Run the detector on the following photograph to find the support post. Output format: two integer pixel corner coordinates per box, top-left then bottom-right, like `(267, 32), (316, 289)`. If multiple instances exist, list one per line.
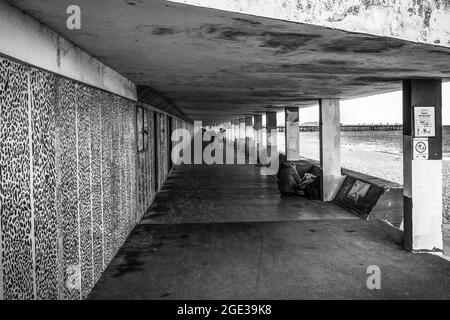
(237, 118), (246, 164)
(245, 116), (256, 163)
(260, 111), (278, 176)
(285, 107), (300, 161)
(233, 119), (239, 147)
(225, 121), (234, 164)
(403, 79), (443, 252)
(254, 115), (263, 163)
(227, 122), (232, 142)
(266, 111), (277, 157)
(319, 99), (344, 201)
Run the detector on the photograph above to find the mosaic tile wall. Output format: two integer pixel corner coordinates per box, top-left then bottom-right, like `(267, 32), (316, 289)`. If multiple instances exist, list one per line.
(0, 56), (189, 299)
(136, 107), (156, 219)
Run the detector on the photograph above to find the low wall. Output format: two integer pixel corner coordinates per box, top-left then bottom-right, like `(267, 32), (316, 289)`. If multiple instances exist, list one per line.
(281, 156), (403, 228)
(341, 168), (404, 228)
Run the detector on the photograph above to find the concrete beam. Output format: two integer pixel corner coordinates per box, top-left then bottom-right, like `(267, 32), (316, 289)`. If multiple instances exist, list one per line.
(403, 79), (443, 252)
(285, 107), (300, 161)
(0, 0), (137, 100)
(11, 0), (450, 122)
(320, 99), (345, 202)
(170, 0), (450, 47)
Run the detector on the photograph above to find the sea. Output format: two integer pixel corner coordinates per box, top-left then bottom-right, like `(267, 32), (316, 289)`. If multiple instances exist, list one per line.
(277, 126), (450, 159)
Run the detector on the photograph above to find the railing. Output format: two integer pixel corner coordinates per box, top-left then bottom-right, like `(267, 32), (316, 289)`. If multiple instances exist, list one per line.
(276, 125), (403, 132)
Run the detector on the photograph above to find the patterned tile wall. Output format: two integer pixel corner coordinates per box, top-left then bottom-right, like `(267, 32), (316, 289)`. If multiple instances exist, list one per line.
(0, 56), (181, 299)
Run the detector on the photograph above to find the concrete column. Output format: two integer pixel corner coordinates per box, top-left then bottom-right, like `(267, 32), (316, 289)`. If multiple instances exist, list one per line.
(245, 116), (256, 163)
(238, 118), (246, 164)
(225, 121), (234, 164)
(285, 107), (300, 161)
(319, 99), (344, 202)
(233, 119), (239, 147)
(239, 118), (246, 140)
(266, 111), (277, 156)
(403, 79), (443, 252)
(254, 115), (263, 162)
(260, 111), (278, 176)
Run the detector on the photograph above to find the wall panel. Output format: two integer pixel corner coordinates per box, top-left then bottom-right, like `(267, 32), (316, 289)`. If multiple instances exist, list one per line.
(128, 101), (137, 228)
(118, 97), (127, 246)
(143, 109), (150, 211)
(137, 107), (144, 217)
(136, 107), (156, 221)
(76, 85), (94, 299)
(30, 68), (58, 300)
(55, 78), (80, 300)
(0, 58), (34, 300)
(158, 113), (167, 190)
(90, 90), (104, 283)
(148, 110), (156, 209)
(100, 92), (113, 267)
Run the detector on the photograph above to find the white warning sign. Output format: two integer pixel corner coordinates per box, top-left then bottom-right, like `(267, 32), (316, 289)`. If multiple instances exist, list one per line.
(414, 106), (435, 137)
(413, 138), (429, 160)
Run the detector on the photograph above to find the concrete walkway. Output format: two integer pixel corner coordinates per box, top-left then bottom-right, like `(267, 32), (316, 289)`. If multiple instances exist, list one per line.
(89, 164), (450, 300)
(141, 164), (357, 224)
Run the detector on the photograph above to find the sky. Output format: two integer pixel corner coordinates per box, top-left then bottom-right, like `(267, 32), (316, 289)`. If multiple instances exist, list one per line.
(277, 82), (450, 125)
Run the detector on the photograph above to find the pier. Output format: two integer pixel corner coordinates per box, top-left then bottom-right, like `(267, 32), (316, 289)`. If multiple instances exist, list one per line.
(289, 125), (403, 132)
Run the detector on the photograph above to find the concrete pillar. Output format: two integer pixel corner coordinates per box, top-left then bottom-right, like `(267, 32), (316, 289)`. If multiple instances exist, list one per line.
(233, 119), (239, 146)
(226, 122), (231, 142)
(254, 115), (263, 162)
(225, 121), (234, 164)
(245, 116), (256, 163)
(238, 118), (246, 164)
(260, 111), (278, 176)
(403, 79), (443, 252)
(239, 118), (246, 141)
(266, 111), (277, 156)
(285, 107), (300, 161)
(319, 99), (344, 202)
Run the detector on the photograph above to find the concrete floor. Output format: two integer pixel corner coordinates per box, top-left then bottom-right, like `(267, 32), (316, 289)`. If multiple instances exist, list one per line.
(142, 164), (357, 224)
(89, 164), (450, 300)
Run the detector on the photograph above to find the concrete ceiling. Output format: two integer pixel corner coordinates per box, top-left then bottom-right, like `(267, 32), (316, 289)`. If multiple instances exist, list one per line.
(169, 0), (450, 48)
(9, 0), (450, 124)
